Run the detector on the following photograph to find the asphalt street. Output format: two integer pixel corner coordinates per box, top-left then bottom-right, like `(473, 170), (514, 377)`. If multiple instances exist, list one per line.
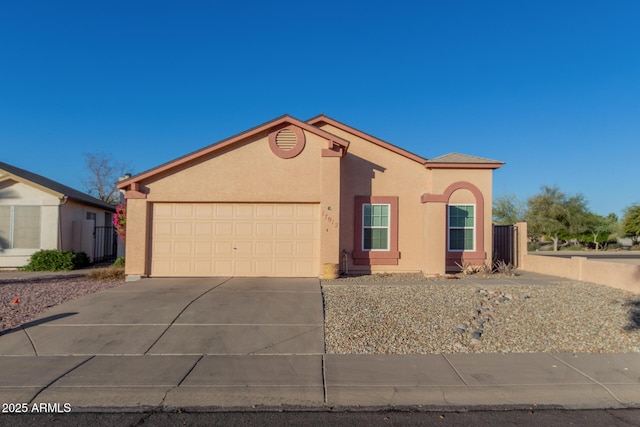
(1, 409), (640, 427)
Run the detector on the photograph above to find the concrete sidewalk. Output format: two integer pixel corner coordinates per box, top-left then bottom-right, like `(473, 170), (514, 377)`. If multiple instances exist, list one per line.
(0, 352), (638, 411)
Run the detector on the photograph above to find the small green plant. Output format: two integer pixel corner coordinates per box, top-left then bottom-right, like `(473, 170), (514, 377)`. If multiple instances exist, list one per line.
(111, 257), (125, 268)
(22, 250), (89, 271)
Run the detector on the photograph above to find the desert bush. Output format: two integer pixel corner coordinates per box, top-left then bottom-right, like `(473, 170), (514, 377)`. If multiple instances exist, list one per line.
(22, 250), (89, 271)
(493, 260), (516, 276)
(455, 261), (492, 275)
(87, 266), (125, 281)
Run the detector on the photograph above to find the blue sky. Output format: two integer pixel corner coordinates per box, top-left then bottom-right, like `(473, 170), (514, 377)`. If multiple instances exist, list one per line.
(1, 1), (638, 217)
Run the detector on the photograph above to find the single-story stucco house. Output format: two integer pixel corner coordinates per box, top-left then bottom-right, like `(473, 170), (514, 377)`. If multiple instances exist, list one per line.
(0, 161), (118, 268)
(116, 114), (503, 279)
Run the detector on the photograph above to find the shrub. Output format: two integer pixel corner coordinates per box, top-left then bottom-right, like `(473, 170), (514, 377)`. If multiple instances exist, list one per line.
(113, 204), (126, 242)
(73, 252), (90, 269)
(22, 250), (89, 271)
(87, 266), (125, 281)
(493, 260), (516, 276)
(455, 261), (492, 275)
(111, 257), (125, 267)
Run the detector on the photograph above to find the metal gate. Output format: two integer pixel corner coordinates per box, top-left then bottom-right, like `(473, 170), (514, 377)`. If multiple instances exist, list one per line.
(493, 224), (518, 267)
(94, 226), (118, 264)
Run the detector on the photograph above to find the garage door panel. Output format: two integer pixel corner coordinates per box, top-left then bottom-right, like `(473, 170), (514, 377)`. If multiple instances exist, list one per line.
(214, 260), (233, 275)
(194, 260), (213, 274)
(195, 204), (214, 218)
(275, 261), (294, 275)
(296, 205), (316, 218)
(175, 204), (194, 217)
(276, 204), (295, 217)
(234, 241), (253, 256)
(235, 260), (253, 275)
(235, 223), (253, 236)
(256, 204), (274, 217)
(276, 242), (293, 255)
(215, 223), (233, 236)
(296, 223), (314, 237)
(236, 205), (253, 218)
(255, 241), (273, 256)
(155, 204), (174, 217)
(173, 241), (192, 256)
(255, 260), (273, 275)
(256, 223), (274, 236)
(175, 222), (193, 236)
(153, 241), (172, 255)
(276, 223), (294, 236)
(214, 241), (233, 256)
(215, 205), (233, 218)
(194, 242), (212, 255)
(151, 203), (319, 277)
(296, 242), (314, 256)
(195, 223), (213, 235)
(296, 261), (314, 274)
(154, 222), (173, 236)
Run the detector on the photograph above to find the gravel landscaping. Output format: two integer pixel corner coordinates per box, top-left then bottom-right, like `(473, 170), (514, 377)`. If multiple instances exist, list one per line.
(0, 275), (125, 333)
(323, 273), (640, 354)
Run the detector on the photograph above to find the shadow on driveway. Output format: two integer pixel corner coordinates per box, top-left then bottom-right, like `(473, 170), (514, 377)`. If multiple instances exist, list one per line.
(0, 312), (77, 337)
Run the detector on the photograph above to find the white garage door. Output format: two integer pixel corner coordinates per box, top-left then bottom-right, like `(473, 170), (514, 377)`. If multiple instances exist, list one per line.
(150, 203), (320, 277)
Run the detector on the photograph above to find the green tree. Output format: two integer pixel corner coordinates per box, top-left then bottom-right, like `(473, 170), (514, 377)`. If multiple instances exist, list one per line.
(525, 185), (589, 251)
(622, 204), (640, 244)
(582, 212), (618, 250)
(492, 193), (524, 225)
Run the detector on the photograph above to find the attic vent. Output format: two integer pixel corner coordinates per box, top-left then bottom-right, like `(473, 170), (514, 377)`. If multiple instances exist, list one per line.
(268, 125), (306, 159)
(275, 129), (297, 151)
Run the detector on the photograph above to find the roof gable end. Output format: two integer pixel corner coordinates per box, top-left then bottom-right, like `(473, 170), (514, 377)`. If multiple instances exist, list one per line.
(307, 114), (428, 164)
(0, 161), (116, 211)
(117, 114), (350, 190)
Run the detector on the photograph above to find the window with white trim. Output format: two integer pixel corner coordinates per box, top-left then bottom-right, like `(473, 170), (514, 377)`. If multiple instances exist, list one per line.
(448, 204), (475, 251)
(0, 206), (41, 249)
(362, 203), (390, 251)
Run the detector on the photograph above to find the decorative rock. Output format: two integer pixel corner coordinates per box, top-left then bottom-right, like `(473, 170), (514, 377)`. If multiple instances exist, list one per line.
(455, 323), (468, 334)
(470, 329), (483, 339)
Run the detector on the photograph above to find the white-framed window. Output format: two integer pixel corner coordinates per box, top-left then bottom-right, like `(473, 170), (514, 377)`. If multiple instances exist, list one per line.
(448, 204), (475, 251)
(0, 205), (41, 249)
(362, 203), (390, 251)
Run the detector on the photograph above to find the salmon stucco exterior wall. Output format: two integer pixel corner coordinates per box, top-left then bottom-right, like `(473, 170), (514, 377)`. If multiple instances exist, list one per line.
(117, 114), (502, 279)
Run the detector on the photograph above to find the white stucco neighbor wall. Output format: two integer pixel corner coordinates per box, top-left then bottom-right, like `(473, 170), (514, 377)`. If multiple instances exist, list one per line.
(0, 179), (115, 268)
(0, 180), (59, 268)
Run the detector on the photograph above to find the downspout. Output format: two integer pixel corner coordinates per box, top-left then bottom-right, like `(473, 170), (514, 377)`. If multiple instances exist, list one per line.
(58, 195), (68, 250)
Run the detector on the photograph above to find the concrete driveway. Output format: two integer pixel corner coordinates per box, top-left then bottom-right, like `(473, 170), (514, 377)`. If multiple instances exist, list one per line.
(0, 277), (324, 356)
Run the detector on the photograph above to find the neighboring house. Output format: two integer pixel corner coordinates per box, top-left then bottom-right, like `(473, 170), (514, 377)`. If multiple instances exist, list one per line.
(117, 114), (503, 279)
(0, 161), (117, 268)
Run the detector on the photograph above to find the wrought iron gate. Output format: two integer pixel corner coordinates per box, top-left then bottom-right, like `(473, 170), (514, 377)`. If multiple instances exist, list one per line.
(492, 224), (518, 267)
(94, 226), (118, 264)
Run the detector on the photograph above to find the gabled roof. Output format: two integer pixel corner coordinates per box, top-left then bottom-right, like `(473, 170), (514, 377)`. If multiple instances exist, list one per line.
(425, 152), (504, 169)
(307, 114), (429, 164)
(117, 114), (350, 190)
(0, 161), (116, 211)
